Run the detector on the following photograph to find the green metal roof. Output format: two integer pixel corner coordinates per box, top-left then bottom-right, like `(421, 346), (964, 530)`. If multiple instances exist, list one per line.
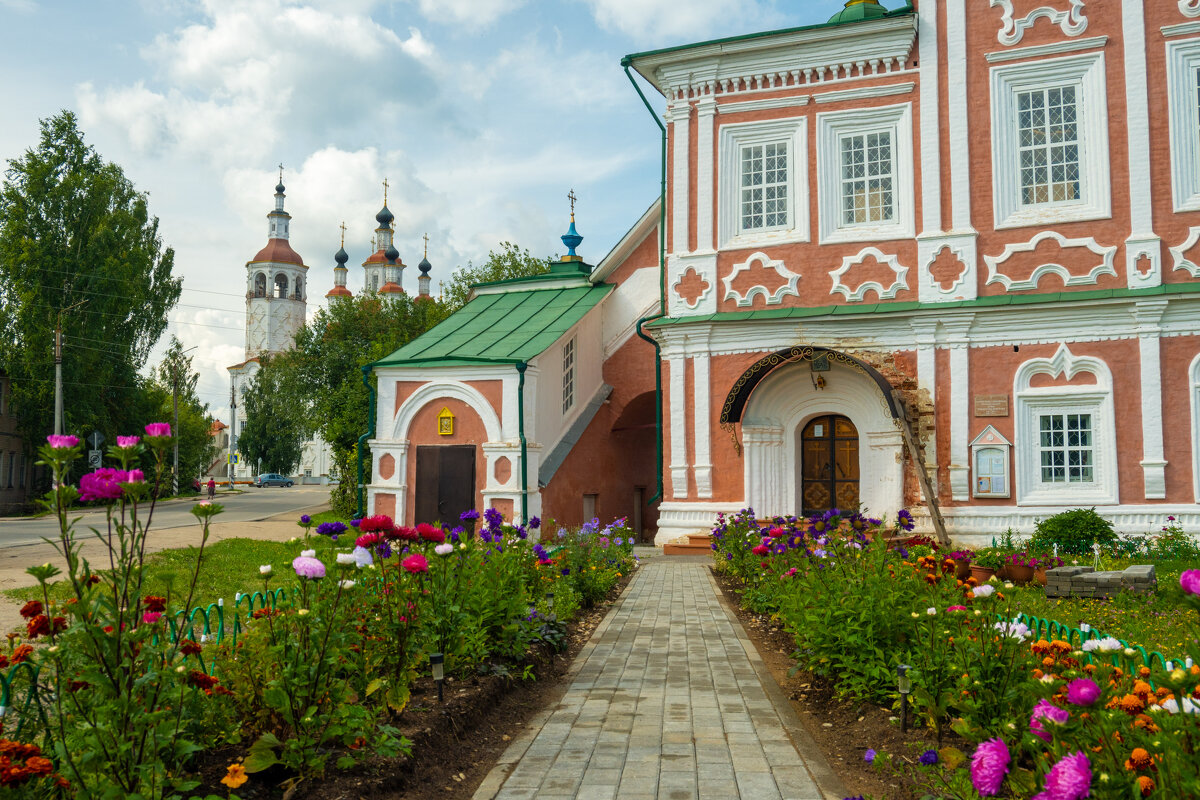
(647, 283), (1200, 328)
(373, 283), (614, 368)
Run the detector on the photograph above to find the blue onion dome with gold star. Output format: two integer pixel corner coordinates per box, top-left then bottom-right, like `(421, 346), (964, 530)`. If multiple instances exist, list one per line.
(376, 204), (395, 226)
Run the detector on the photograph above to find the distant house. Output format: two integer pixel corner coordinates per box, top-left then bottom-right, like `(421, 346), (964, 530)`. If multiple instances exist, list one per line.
(0, 371), (36, 513)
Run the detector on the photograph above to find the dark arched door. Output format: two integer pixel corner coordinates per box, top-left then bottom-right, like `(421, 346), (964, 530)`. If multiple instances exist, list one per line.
(800, 415), (860, 516)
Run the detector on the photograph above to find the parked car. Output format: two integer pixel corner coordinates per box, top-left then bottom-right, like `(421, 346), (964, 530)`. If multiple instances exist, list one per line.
(255, 473), (294, 488)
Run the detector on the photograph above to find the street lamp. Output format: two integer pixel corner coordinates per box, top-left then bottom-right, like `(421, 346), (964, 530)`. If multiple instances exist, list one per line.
(430, 652), (445, 703)
(897, 664), (912, 733)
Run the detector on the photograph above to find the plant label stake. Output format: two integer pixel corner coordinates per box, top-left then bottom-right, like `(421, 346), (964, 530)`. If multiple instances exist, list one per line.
(897, 664), (912, 734)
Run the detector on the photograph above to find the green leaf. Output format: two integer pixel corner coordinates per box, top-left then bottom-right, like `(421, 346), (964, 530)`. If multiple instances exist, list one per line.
(243, 733), (281, 773)
(336, 756), (357, 770)
(365, 677), (384, 696)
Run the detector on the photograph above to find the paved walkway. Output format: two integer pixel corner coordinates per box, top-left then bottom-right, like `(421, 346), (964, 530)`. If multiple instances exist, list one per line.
(474, 557), (846, 800)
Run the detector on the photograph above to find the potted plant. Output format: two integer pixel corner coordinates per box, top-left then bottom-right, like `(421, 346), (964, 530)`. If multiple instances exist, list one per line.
(948, 548), (975, 580)
(1033, 554), (1063, 586)
(971, 548), (1004, 583)
(1005, 552), (1036, 585)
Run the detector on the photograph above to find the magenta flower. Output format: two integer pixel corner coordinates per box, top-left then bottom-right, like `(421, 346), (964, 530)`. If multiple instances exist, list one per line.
(1030, 699), (1069, 742)
(144, 422), (172, 438)
(1181, 569), (1200, 597)
(751, 544), (769, 556)
(402, 553), (429, 574)
(1034, 751), (1091, 800)
(947, 605), (967, 612)
(970, 738), (1010, 796)
(1066, 678), (1101, 706)
(116, 435), (141, 447)
(46, 434), (80, 449)
(142, 611), (163, 624)
(79, 468), (126, 502)
(292, 555), (326, 579)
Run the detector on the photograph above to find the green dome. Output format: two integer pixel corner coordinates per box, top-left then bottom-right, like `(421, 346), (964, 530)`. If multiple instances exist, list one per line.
(827, 0), (889, 24)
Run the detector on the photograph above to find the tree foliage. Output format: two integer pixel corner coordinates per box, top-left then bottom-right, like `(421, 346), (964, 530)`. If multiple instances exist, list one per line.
(440, 241), (550, 312)
(151, 336), (217, 486)
(236, 355), (308, 476)
(0, 111), (180, 450)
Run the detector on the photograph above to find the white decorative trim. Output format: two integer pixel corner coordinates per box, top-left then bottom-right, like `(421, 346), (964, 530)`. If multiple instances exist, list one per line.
(947, 0), (973, 232)
(667, 355), (688, 499)
(671, 267), (713, 310)
(1166, 38), (1200, 212)
(989, 51), (1111, 230)
(990, 0), (1088, 46)
(717, 117), (810, 250)
(911, 319), (939, 474)
(917, 233), (978, 302)
(812, 81), (914, 104)
(723, 251), (801, 306)
(1189, 351), (1200, 503)
(670, 104), (690, 255)
(1169, 227), (1200, 276)
(983, 231), (1117, 291)
(655, 501), (742, 544)
(1126, 236), (1163, 290)
(1014, 344), (1117, 506)
(391, 380), (503, 443)
(815, 102), (915, 244)
(985, 35), (1107, 63)
(1124, 0), (1155, 289)
(913, 505), (1200, 539)
(1135, 300), (1168, 500)
(718, 95), (810, 114)
(668, 252), (718, 316)
(945, 319), (973, 501)
(693, 347), (713, 499)
(918, 0), (942, 236)
(695, 97), (716, 253)
(828, 247), (909, 302)
(1162, 21), (1200, 37)
(1180, 0), (1200, 19)
(970, 425), (1012, 499)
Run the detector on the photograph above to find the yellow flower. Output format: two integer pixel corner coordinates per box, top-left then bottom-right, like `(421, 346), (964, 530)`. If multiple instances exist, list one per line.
(221, 764), (249, 788)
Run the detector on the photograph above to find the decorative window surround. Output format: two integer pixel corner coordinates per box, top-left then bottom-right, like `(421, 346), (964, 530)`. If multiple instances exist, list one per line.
(718, 118), (809, 250)
(1164, 22), (1200, 38)
(1166, 38), (1200, 212)
(1014, 344), (1117, 506)
(1189, 351), (1200, 502)
(816, 103), (915, 244)
(917, 233), (978, 302)
(723, 251), (801, 306)
(989, 0), (1088, 46)
(971, 426), (1012, 498)
(812, 81), (914, 104)
(985, 36), (1108, 63)
(983, 231), (1117, 291)
(1170, 226), (1200, 276)
(989, 52), (1111, 230)
(1181, 0), (1200, 18)
(718, 96), (809, 115)
(828, 247), (909, 301)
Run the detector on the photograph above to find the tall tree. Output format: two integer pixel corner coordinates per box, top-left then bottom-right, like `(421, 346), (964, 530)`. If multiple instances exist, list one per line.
(152, 336), (216, 487)
(236, 355), (307, 476)
(0, 111), (180, 449)
(440, 241), (550, 311)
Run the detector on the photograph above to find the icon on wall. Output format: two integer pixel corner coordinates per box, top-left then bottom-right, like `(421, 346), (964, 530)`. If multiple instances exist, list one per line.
(437, 407), (455, 436)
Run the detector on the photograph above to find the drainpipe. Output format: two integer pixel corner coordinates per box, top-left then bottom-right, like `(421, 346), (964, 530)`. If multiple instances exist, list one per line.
(623, 60), (667, 504)
(516, 362), (529, 523)
(355, 363), (376, 519)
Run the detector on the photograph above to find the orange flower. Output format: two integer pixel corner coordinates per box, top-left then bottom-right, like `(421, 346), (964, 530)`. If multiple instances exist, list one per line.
(1084, 664), (1096, 674)
(1137, 775), (1155, 796)
(1138, 666), (1151, 678)
(1133, 680), (1153, 699)
(1032, 668), (1045, 680)
(1118, 694), (1146, 715)
(1051, 640), (1071, 654)
(1127, 748), (1153, 770)
(221, 764), (248, 789)
(1133, 714), (1159, 733)
(1032, 639), (1051, 654)
(1042, 656), (1056, 668)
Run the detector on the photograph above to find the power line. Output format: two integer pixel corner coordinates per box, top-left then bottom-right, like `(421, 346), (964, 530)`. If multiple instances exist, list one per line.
(14, 281), (247, 315)
(14, 263), (252, 300)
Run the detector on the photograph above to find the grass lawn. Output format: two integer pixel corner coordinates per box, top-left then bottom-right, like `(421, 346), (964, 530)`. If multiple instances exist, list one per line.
(4, 533), (350, 610)
(1006, 557), (1198, 659)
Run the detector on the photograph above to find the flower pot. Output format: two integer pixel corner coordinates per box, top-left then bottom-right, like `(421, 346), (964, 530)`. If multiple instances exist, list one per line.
(1008, 564), (1035, 585)
(969, 565), (996, 584)
(1034, 567), (1048, 586)
(955, 558), (972, 580)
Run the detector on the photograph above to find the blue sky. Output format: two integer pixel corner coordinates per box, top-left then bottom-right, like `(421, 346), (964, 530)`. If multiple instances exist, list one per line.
(1, 0), (853, 416)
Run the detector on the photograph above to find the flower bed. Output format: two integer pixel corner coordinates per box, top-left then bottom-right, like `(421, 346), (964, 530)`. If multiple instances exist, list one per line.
(712, 507), (1200, 799)
(0, 430), (637, 798)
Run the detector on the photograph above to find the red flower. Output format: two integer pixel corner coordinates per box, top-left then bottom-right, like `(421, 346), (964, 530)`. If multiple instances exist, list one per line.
(18, 601), (42, 620)
(187, 670), (219, 691)
(355, 532), (380, 549)
(142, 595), (167, 613)
(25, 615), (50, 640)
(68, 680), (89, 693)
(393, 526), (419, 541)
(8, 646), (31, 665)
(180, 640), (202, 656)
(402, 554), (429, 574)
(357, 514), (393, 533)
(752, 545), (769, 556)
(51, 617), (66, 634)
(417, 523), (445, 543)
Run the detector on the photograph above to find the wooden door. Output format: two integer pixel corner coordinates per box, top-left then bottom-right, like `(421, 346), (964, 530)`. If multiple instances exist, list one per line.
(800, 415), (860, 516)
(414, 445), (476, 525)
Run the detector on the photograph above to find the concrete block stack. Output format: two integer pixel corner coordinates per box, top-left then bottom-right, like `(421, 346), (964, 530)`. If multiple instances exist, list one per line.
(1043, 565), (1157, 599)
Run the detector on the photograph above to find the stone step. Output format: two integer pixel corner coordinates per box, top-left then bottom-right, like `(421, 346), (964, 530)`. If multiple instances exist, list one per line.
(662, 534), (714, 556)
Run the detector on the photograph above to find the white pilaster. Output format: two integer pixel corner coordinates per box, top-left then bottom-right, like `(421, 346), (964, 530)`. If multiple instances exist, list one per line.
(669, 103), (691, 256)
(695, 96), (716, 254)
(668, 354), (689, 498)
(946, 0), (972, 232)
(1123, 0), (1162, 288)
(944, 317), (973, 500)
(743, 424), (785, 518)
(918, 0), (942, 234)
(911, 319), (939, 480)
(1136, 300), (1168, 498)
(692, 344), (713, 498)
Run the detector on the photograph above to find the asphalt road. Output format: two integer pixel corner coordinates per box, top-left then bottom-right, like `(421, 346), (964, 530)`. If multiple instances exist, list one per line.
(0, 485), (332, 548)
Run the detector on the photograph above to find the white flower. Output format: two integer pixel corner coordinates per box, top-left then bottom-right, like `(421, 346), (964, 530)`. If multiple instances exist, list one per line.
(175, 665), (186, 673)
(926, 607), (937, 615)
(1124, 648), (1137, 657)
(352, 546), (373, 568)
(1040, 674), (1056, 683)
(972, 584), (995, 598)
(259, 564), (272, 575)
(911, 612), (919, 618)
(1003, 582), (1014, 589)
(301, 549), (316, 558)
(435, 543), (453, 556)
(459, 542), (467, 550)
(288, 536), (300, 544)
(994, 620), (1031, 642)
(298, 608), (310, 617)
(336, 553), (356, 566)
(974, 610), (981, 616)
(1081, 636), (1122, 654)
(339, 580), (356, 589)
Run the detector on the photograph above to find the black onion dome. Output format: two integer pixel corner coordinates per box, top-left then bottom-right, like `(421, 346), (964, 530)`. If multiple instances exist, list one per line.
(418, 255), (432, 274)
(275, 181), (286, 194)
(376, 205), (395, 226)
(385, 244), (400, 264)
(334, 246), (349, 266)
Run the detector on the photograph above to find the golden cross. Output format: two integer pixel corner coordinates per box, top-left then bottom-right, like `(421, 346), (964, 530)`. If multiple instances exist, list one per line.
(278, 163), (284, 183)
(382, 177), (389, 204)
(339, 221), (346, 248)
(423, 232), (429, 257)
(567, 188), (577, 215)
(371, 235), (377, 252)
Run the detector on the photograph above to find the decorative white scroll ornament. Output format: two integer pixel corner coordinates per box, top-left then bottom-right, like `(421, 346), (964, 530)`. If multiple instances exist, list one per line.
(828, 247), (909, 302)
(925, 244), (969, 294)
(1181, 0), (1200, 19)
(672, 266), (713, 309)
(983, 231), (1116, 290)
(722, 251), (801, 307)
(1170, 226), (1200, 277)
(989, 0), (1088, 46)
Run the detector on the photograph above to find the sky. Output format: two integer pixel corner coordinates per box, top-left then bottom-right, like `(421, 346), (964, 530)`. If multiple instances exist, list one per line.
(1, 0), (853, 423)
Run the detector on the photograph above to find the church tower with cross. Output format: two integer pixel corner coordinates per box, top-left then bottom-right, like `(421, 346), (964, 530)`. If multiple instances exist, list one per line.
(361, 179), (405, 295)
(243, 169), (309, 357)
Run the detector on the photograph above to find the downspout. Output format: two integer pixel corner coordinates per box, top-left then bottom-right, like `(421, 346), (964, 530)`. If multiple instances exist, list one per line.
(517, 362), (529, 523)
(355, 363), (376, 519)
(623, 59), (667, 505)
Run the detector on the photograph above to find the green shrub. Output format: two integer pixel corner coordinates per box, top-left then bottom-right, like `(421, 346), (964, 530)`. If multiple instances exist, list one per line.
(1029, 507), (1117, 556)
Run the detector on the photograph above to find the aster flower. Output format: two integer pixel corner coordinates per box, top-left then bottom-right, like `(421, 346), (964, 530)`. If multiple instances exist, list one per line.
(460, 509), (480, 522)
(1030, 699), (1069, 742)
(292, 556), (326, 579)
(1035, 751), (1091, 800)
(972, 584), (995, 598)
(352, 546), (373, 568)
(918, 750), (938, 766)
(79, 468), (126, 502)
(259, 565), (272, 575)
(402, 553), (428, 573)
(435, 543), (453, 556)
(46, 434), (80, 449)
(864, 749), (876, 763)
(144, 422), (172, 438)
(1181, 569), (1200, 597)
(529, 515), (541, 529)
(1066, 678), (1100, 706)
(116, 435), (140, 448)
(970, 738), (1010, 797)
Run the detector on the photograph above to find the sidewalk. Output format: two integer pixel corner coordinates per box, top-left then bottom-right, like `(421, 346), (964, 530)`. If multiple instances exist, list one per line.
(473, 556), (847, 800)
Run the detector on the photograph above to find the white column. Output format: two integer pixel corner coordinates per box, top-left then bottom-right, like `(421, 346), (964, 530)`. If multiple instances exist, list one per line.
(667, 353), (689, 498)
(946, 0), (971, 232)
(1123, 0), (1162, 288)
(669, 102), (691, 256)
(944, 317), (973, 500)
(693, 347), (712, 498)
(918, 0), (942, 234)
(911, 320), (939, 492)
(1136, 301), (1169, 498)
(695, 95), (716, 253)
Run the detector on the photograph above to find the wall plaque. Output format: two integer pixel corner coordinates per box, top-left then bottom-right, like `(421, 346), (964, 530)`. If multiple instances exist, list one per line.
(974, 394), (1009, 417)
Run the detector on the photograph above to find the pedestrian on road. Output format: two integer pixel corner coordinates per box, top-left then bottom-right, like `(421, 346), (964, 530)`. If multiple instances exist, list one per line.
(207, 477), (216, 500)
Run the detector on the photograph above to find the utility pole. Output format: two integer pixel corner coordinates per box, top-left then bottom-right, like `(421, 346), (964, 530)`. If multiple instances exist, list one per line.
(229, 383), (237, 490)
(171, 345), (197, 496)
(54, 300), (86, 436)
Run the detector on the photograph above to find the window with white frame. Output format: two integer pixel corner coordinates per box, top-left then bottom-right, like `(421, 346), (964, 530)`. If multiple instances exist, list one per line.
(816, 103), (914, 244)
(562, 337), (576, 415)
(1014, 345), (1116, 505)
(989, 52), (1110, 229)
(718, 118), (808, 249)
(1166, 38), (1200, 212)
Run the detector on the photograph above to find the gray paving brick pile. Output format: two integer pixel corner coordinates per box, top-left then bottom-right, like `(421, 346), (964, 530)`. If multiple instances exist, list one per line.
(473, 556), (845, 800)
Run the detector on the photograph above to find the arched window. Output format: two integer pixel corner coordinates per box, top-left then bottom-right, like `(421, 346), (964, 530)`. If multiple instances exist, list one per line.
(371, 274), (379, 292)
(275, 273), (288, 299)
(293, 277), (304, 300)
(254, 272), (266, 298)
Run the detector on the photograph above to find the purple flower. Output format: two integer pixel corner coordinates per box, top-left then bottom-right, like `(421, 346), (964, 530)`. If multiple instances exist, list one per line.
(970, 738), (1010, 797)
(897, 508), (915, 531)
(1034, 751), (1091, 800)
(516, 525), (528, 540)
(1030, 699), (1069, 742)
(46, 434), (80, 449)
(561, 568), (570, 576)
(376, 541), (392, 559)
(317, 521), (347, 537)
(864, 749), (876, 763)
(484, 507), (503, 530)
(1066, 678), (1101, 706)
(79, 468), (126, 502)
(1181, 569), (1200, 597)
(299, 514), (311, 525)
(460, 509), (480, 522)
(918, 749), (938, 766)
(116, 435), (140, 448)
(529, 516), (541, 529)
(292, 555), (326, 579)
(350, 518), (361, 528)
(144, 422), (172, 438)
(450, 527), (463, 543)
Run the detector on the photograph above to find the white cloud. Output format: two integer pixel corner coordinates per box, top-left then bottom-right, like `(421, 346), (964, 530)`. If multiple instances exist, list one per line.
(0, 0), (36, 11)
(582, 0), (782, 42)
(413, 0), (526, 28)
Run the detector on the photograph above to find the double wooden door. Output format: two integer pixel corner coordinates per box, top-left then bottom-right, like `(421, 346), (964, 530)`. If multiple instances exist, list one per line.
(800, 415), (860, 516)
(414, 445), (475, 525)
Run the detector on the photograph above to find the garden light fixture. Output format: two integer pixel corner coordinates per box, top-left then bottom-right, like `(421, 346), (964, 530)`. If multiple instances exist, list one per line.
(897, 664), (912, 733)
(546, 592), (554, 613)
(431, 652), (444, 703)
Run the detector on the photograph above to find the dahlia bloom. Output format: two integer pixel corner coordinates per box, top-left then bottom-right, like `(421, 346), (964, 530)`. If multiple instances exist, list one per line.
(1033, 751), (1091, 800)
(1181, 569), (1200, 597)
(292, 555), (326, 579)
(1030, 699), (1069, 741)
(144, 422), (172, 438)
(971, 738), (1010, 796)
(46, 434), (80, 449)
(1066, 678), (1101, 706)
(402, 553), (429, 574)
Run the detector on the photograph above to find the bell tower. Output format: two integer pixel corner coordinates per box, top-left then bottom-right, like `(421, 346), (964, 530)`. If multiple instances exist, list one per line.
(245, 170), (308, 358)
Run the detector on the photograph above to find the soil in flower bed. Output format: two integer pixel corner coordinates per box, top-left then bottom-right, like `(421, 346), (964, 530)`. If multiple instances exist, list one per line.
(712, 569), (948, 800)
(188, 571), (633, 799)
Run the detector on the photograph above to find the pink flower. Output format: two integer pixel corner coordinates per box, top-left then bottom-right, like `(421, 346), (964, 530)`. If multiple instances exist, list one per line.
(751, 545), (769, 556)
(1066, 678), (1101, 706)
(1034, 751), (1091, 800)
(116, 435), (141, 447)
(46, 434), (80, 449)
(144, 422), (172, 438)
(402, 553), (429, 574)
(292, 555), (326, 579)
(1181, 569), (1200, 597)
(79, 468), (126, 501)
(142, 611), (163, 624)
(355, 532), (380, 549)
(947, 605), (967, 612)
(970, 738), (1010, 797)
(122, 469), (145, 484)
(1030, 699), (1069, 742)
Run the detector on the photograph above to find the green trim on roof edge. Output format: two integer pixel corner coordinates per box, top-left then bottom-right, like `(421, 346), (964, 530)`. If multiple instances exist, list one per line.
(646, 283), (1200, 328)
